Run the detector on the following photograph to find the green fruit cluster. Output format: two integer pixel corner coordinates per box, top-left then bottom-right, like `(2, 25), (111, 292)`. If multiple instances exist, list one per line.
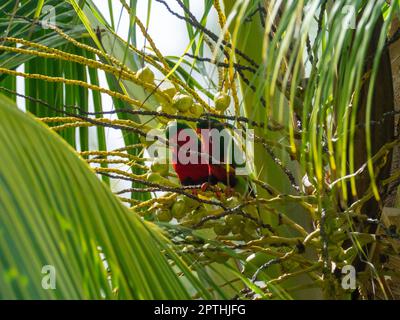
(150, 192), (261, 242)
(155, 90), (204, 120)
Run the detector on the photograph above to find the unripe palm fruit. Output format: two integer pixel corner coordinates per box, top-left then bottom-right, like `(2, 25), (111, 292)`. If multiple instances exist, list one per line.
(136, 66), (155, 83)
(226, 196), (240, 208)
(213, 222), (231, 236)
(187, 207), (206, 225)
(150, 159), (169, 177)
(231, 221), (245, 235)
(171, 198), (187, 219)
(155, 209), (172, 222)
(243, 220), (258, 235)
(189, 103), (204, 118)
(172, 93), (193, 112)
(162, 87), (178, 99)
(183, 195), (200, 210)
(147, 172), (177, 187)
(224, 214), (242, 228)
(203, 201), (222, 213)
(157, 104), (174, 115)
(146, 172), (164, 184)
(214, 92), (231, 112)
(243, 205), (259, 220)
(240, 230), (256, 243)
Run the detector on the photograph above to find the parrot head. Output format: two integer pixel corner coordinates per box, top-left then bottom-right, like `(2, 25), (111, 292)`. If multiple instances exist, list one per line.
(165, 121), (209, 186)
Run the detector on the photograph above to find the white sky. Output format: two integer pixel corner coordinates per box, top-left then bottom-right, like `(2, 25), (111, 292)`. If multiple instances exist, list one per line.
(92, 0), (217, 56)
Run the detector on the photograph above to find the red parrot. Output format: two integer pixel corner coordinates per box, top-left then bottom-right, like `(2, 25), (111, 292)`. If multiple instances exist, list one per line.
(196, 119), (236, 187)
(165, 121), (209, 186)
(197, 119), (256, 197)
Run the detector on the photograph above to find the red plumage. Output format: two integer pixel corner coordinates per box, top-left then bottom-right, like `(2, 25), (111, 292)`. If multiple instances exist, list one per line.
(169, 127), (209, 186)
(196, 126), (236, 187)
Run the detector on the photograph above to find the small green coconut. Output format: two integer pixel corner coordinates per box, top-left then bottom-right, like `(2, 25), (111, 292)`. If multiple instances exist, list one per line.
(155, 209), (172, 222)
(226, 196), (240, 208)
(171, 198), (187, 219)
(224, 213), (242, 227)
(183, 195), (200, 210)
(150, 159), (169, 177)
(162, 86), (178, 99)
(213, 222), (231, 236)
(243, 204), (259, 220)
(136, 66), (155, 83)
(157, 104), (175, 115)
(172, 93), (193, 112)
(214, 92), (231, 112)
(146, 172), (164, 184)
(186, 207), (207, 225)
(189, 103), (204, 118)
(241, 220), (258, 240)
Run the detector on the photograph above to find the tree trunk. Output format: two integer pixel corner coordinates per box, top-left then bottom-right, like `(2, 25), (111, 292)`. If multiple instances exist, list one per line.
(350, 15), (395, 299)
(362, 18), (400, 300)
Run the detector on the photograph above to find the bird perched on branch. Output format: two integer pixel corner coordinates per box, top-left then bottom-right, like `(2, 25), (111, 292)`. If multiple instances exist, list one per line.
(165, 119), (256, 198)
(165, 121), (209, 186)
(196, 118), (256, 198)
(196, 119), (236, 187)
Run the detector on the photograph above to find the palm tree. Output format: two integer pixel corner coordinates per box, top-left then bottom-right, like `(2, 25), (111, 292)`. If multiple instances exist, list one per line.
(0, 0), (399, 300)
